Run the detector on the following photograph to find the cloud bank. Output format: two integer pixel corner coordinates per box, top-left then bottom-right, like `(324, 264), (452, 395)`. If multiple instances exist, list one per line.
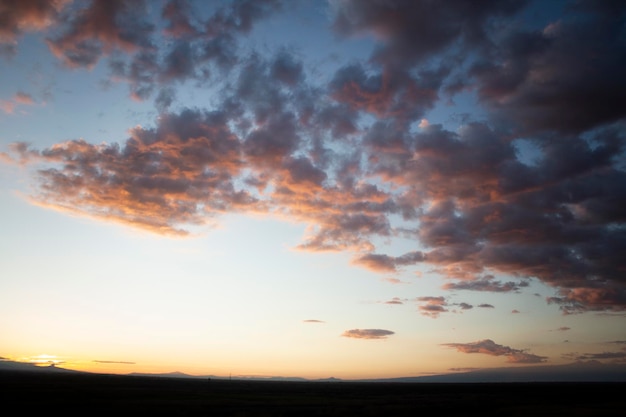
(2, 0), (626, 314)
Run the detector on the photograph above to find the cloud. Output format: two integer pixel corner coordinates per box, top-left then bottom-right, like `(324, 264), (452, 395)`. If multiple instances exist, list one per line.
(567, 351), (626, 363)
(553, 327), (571, 332)
(331, 0), (526, 68)
(93, 360), (136, 365)
(42, 0), (283, 100)
(442, 339), (547, 364)
(162, 0), (200, 39)
(46, 0), (155, 68)
(478, 304), (494, 309)
(329, 62), (443, 123)
(381, 277), (409, 285)
(303, 319), (324, 323)
(341, 329), (395, 340)
(416, 296), (448, 318)
(14, 108), (257, 235)
(443, 276), (528, 293)
(1, 92), (36, 114)
(0, 0), (66, 47)
(472, 2), (626, 134)
(353, 250), (425, 272)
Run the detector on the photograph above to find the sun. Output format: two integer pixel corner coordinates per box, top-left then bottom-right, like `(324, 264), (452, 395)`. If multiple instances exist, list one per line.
(22, 354), (64, 367)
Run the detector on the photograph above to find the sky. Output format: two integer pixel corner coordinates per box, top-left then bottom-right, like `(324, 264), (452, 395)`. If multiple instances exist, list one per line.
(0, 0), (625, 380)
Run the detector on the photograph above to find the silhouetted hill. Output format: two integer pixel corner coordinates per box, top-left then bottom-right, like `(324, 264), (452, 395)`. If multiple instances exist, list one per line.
(0, 359), (84, 374)
(1, 368), (624, 416)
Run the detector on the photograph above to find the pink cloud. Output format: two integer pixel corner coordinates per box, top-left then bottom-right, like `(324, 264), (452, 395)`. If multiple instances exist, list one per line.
(0, 0), (67, 44)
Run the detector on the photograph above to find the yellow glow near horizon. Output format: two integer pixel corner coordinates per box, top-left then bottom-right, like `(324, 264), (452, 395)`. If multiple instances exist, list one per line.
(21, 354), (64, 366)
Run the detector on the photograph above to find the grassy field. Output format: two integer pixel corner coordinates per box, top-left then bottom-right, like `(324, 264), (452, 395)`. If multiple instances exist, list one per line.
(1, 370), (624, 416)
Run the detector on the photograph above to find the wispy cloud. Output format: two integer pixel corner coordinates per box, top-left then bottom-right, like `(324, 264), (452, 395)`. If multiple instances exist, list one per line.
(1, 92), (35, 114)
(303, 319), (325, 324)
(443, 276), (529, 293)
(384, 297), (405, 305)
(94, 360), (136, 365)
(552, 327), (571, 332)
(563, 350), (626, 363)
(381, 277), (409, 285)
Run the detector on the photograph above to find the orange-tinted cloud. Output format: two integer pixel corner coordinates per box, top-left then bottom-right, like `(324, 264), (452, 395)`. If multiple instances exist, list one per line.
(17, 109), (257, 235)
(0, 0), (67, 46)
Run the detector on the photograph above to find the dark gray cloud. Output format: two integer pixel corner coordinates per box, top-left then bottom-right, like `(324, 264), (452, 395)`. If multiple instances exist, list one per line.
(443, 276), (529, 293)
(162, 0), (200, 38)
(472, 1), (626, 134)
(565, 351), (626, 363)
(442, 339), (547, 364)
(331, 0), (526, 68)
(46, 0), (155, 68)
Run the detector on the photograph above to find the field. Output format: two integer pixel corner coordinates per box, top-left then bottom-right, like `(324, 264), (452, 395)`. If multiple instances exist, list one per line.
(1, 370), (624, 416)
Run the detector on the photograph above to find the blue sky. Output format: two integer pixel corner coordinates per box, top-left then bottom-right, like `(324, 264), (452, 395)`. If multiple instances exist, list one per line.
(1, 0), (625, 379)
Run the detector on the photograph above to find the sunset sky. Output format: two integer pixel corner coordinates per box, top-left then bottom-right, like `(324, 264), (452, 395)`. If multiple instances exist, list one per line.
(1, 0), (625, 380)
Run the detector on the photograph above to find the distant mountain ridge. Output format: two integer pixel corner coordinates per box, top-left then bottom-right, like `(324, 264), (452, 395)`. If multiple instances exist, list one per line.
(2, 359), (625, 382)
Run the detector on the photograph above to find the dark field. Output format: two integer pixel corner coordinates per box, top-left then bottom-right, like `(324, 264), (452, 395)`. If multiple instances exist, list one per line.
(1, 370), (624, 416)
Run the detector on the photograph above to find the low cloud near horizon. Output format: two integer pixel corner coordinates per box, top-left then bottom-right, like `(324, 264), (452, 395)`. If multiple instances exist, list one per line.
(442, 339), (547, 364)
(94, 360), (136, 365)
